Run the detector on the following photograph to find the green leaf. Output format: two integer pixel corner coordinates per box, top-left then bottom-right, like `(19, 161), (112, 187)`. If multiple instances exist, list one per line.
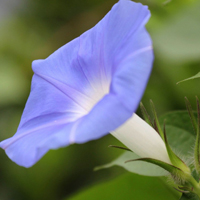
(67, 173), (180, 200)
(159, 111), (196, 157)
(159, 111), (196, 159)
(180, 193), (200, 200)
(163, 0), (172, 5)
(159, 111), (197, 136)
(95, 151), (167, 176)
(177, 72), (200, 84)
(125, 157), (185, 177)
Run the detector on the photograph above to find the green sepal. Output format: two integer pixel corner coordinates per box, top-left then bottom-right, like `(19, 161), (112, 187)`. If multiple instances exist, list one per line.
(150, 100), (165, 140)
(174, 187), (190, 194)
(125, 157), (186, 181)
(163, 0), (172, 5)
(108, 145), (132, 152)
(94, 151), (167, 176)
(149, 100), (190, 172)
(185, 97), (197, 134)
(177, 72), (200, 85)
(194, 97), (200, 174)
(163, 122), (190, 173)
(140, 102), (153, 127)
(178, 186), (193, 193)
(192, 169), (200, 183)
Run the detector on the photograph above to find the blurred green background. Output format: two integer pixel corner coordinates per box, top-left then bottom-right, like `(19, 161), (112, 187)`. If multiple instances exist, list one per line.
(0, 0), (200, 199)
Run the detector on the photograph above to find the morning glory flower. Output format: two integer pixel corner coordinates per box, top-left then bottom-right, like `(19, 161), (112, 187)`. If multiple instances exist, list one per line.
(0, 0), (154, 167)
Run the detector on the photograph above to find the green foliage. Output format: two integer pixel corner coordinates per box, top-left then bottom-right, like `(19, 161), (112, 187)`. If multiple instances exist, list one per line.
(96, 111), (196, 176)
(67, 173), (180, 200)
(177, 72), (200, 85)
(159, 111), (196, 136)
(95, 151), (167, 176)
(180, 193), (200, 200)
(125, 158), (188, 180)
(0, 0), (200, 199)
(25, 0), (117, 28)
(152, 1), (200, 63)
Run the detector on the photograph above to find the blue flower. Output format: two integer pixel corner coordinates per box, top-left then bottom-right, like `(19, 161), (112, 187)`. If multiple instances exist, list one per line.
(0, 0), (153, 167)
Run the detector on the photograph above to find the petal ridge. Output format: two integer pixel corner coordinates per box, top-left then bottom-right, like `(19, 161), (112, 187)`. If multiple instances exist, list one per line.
(34, 73), (94, 112)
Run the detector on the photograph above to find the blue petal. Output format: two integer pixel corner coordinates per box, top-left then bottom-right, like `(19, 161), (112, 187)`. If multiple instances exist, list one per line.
(0, 0), (153, 167)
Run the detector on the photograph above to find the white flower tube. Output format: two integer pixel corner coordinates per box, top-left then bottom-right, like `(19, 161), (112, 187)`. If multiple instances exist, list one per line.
(111, 114), (171, 164)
